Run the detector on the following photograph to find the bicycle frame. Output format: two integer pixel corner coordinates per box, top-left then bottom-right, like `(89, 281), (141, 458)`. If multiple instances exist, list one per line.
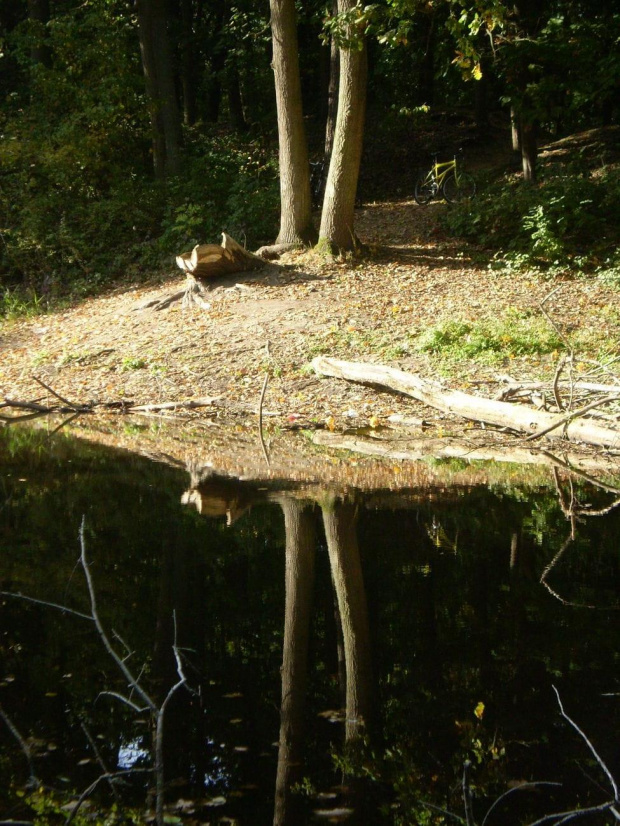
(425, 156), (457, 189)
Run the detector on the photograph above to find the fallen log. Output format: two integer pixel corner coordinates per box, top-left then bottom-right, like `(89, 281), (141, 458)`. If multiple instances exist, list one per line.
(312, 357), (620, 450)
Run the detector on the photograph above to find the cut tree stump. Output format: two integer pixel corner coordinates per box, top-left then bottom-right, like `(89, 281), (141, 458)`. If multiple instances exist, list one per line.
(141, 233), (267, 311)
(312, 357), (620, 451)
(175, 233), (266, 308)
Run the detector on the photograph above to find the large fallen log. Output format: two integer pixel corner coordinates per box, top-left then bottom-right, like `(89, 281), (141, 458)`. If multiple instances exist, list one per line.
(312, 357), (620, 450)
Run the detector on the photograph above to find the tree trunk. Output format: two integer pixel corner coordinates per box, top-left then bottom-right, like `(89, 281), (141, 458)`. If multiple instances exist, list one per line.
(136, 0), (183, 178)
(521, 118), (538, 182)
(28, 0), (51, 67)
(322, 501), (372, 742)
(510, 106), (521, 152)
(318, 0), (367, 253)
(179, 0), (197, 126)
(269, 0), (316, 246)
(273, 499), (316, 826)
(324, 0), (339, 160)
(226, 65), (248, 132)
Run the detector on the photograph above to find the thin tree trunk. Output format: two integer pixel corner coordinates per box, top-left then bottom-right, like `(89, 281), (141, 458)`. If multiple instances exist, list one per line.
(226, 66), (248, 132)
(510, 106), (521, 152)
(180, 0), (197, 126)
(318, 0), (367, 253)
(521, 119), (538, 182)
(324, 0), (339, 160)
(270, 0), (316, 245)
(28, 0), (51, 67)
(136, 0), (183, 178)
(273, 499), (316, 826)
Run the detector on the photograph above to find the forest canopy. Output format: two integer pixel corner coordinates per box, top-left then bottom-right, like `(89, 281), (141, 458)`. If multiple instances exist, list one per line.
(0, 0), (619, 307)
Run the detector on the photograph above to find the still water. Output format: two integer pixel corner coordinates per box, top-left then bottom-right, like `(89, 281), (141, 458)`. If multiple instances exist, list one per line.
(1, 426), (619, 824)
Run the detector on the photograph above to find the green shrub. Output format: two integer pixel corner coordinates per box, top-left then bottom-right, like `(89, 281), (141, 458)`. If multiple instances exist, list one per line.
(444, 165), (620, 275)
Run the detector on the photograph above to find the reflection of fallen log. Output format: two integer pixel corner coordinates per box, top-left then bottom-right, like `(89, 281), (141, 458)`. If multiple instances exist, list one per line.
(312, 431), (620, 486)
(312, 357), (620, 450)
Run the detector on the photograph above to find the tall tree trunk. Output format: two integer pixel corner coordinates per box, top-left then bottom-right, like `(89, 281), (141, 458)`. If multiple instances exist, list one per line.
(226, 65), (248, 132)
(321, 501), (372, 742)
(510, 105), (521, 152)
(28, 0), (51, 67)
(273, 499), (316, 826)
(136, 0), (183, 178)
(418, 13), (435, 106)
(324, 0), (339, 160)
(179, 0), (197, 126)
(521, 118), (537, 182)
(318, 0), (367, 253)
(270, 0), (316, 245)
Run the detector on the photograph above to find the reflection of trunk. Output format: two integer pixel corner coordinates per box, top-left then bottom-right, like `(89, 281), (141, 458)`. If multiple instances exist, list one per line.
(321, 502), (372, 741)
(273, 499), (316, 826)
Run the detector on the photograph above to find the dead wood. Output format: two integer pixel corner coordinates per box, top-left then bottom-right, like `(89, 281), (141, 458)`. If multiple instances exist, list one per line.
(1, 388), (222, 425)
(312, 431), (620, 481)
(176, 233), (265, 279)
(312, 357), (620, 450)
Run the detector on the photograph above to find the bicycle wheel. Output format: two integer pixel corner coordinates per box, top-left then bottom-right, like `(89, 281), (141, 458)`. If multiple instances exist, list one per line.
(442, 172), (476, 204)
(414, 175), (436, 205)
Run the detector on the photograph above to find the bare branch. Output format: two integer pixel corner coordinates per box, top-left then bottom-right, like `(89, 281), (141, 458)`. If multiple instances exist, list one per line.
(78, 517), (157, 713)
(552, 686), (619, 802)
(258, 371), (271, 468)
(0, 591), (94, 622)
(482, 782), (563, 826)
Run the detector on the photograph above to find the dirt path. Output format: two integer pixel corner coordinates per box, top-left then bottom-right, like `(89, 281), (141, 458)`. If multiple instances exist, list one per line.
(1, 199), (618, 434)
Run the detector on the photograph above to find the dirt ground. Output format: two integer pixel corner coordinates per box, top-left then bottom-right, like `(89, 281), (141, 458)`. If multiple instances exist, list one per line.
(2, 190), (619, 440)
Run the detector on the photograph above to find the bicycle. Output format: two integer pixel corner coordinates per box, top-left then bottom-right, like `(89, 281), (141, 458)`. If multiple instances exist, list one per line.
(414, 149), (476, 205)
(310, 158), (327, 208)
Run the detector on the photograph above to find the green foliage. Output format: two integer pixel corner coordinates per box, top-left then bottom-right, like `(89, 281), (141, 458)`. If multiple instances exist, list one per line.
(415, 311), (562, 363)
(445, 164), (620, 275)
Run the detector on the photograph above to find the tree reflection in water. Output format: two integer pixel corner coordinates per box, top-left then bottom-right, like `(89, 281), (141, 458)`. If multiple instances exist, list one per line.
(1, 430), (620, 824)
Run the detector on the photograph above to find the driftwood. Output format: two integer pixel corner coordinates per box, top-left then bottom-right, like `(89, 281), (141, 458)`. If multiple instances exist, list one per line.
(312, 357), (620, 450)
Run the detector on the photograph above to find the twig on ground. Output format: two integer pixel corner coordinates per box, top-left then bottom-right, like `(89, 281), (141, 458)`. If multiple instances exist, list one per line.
(258, 371), (271, 468)
(32, 376), (89, 412)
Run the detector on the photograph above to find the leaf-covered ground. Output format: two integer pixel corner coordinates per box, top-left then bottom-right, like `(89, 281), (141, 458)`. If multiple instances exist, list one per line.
(2, 194), (619, 437)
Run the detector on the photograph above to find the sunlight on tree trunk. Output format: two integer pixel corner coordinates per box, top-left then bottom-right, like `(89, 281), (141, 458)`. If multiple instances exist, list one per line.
(318, 0), (367, 254)
(270, 0), (316, 246)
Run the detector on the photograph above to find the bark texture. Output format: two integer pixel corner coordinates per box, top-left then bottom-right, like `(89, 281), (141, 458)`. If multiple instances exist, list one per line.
(318, 0), (367, 252)
(270, 0), (315, 245)
(136, 0), (182, 178)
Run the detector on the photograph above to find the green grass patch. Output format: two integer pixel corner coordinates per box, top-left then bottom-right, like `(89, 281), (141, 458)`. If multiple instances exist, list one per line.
(414, 312), (563, 364)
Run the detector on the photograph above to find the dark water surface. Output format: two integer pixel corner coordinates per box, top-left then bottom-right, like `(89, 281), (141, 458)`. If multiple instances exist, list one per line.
(1, 427), (619, 825)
